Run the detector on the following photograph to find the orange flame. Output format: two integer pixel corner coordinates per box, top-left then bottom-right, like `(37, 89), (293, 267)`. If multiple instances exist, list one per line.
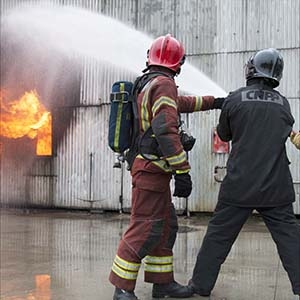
(0, 90), (52, 155)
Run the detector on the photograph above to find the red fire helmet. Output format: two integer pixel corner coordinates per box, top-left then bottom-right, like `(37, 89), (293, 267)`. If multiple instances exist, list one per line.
(147, 34), (185, 73)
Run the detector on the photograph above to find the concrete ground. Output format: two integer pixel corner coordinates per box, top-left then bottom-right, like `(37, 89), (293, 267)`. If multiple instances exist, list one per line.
(0, 209), (299, 300)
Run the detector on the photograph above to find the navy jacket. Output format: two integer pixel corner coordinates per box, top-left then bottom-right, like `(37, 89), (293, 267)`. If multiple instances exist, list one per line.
(217, 79), (295, 207)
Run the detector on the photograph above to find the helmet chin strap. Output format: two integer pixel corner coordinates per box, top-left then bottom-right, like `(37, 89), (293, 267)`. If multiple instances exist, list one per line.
(142, 66), (149, 73)
(142, 61), (149, 73)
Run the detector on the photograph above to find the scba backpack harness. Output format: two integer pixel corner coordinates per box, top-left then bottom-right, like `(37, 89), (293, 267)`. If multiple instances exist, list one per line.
(108, 71), (196, 170)
(108, 72), (170, 169)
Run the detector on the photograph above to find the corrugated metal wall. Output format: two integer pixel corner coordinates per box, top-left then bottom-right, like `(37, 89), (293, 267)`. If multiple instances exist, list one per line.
(0, 0), (299, 213)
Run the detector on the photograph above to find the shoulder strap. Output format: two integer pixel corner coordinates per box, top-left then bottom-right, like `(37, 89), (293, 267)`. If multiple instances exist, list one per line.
(132, 71), (172, 96)
(125, 72), (171, 169)
(131, 71), (172, 132)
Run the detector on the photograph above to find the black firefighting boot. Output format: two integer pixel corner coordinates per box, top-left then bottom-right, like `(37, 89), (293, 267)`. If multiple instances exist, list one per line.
(113, 288), (138, 300)
(152, 281), (194, 298)
(188, 279), (211, 298)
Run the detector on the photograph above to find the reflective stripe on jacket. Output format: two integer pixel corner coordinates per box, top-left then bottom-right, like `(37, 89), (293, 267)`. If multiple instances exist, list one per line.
(135, 73), (215, 173)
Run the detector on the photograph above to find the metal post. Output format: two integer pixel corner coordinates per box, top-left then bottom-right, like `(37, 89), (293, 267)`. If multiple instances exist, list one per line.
(119, 160), (124, 214)
(89, 153), (93, 210)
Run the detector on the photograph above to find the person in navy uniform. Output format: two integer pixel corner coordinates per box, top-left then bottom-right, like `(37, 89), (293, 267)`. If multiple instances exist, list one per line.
(189, 48), (300, 298)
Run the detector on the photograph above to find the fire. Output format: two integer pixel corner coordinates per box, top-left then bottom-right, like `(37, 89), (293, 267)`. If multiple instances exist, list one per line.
(0, 90), (52, 155)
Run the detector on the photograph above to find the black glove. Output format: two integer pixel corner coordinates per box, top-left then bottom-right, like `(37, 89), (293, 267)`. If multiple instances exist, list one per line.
(173, 173), (192, 198)
(213, 97), (225, 109)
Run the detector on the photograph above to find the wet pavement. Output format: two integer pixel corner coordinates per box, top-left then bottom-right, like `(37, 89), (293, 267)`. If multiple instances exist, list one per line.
(0, 209), (299, 300)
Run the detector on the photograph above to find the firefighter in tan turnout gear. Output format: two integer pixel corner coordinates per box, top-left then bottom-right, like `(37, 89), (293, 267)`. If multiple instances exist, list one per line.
(109, 34), (224, 300)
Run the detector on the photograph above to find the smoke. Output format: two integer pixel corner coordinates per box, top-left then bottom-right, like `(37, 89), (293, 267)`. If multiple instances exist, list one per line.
(1, 3), (226, 97)
(0, 3), (226, 206)
(1, 18), (80, 110)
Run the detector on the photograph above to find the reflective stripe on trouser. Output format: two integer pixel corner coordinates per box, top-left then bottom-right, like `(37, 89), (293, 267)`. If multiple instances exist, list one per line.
(144, 205), (178, 283)
(109, 171), (178, 290)
(144, 255), (173, 282)
(111, 254), (140, 281)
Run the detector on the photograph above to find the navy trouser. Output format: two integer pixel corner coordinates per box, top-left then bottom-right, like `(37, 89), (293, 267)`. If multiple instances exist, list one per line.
(191, 202), (300, 295)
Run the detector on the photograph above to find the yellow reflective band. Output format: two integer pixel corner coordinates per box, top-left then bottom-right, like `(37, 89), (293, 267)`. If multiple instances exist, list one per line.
(113, 83), (125, 152)
(151, 160), (173, 172)
(141, 79), (157, 131)
(114, 255), (141, 272)
(136, 155), (173, 172)
(166, 151), (187, 166)
(152, 97), (177, 116)
(112, 262), (138, 280)
(144, 263), (173, 273)
(141, 95), (150, 131)
(144, 255), (173, 265)
(140, 153), (160, 160)
(194, 96), (203, 111)
(175, 169), (190, 174)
